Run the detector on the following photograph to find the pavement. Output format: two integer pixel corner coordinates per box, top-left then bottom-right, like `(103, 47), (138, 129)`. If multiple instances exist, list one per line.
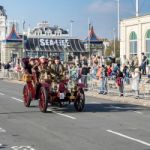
(0, 80), (150, 150)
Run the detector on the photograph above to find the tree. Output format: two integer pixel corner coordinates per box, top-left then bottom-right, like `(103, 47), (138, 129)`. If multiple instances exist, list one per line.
(105, 39), (120, 58)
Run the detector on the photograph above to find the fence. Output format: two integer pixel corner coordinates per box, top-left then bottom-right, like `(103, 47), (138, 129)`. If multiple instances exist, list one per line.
(1, 69), (150, 99)
(82, 74), (150, 99)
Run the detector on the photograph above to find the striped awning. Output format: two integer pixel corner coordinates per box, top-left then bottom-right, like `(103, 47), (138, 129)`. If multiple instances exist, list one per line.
(25, 38), (86, 52)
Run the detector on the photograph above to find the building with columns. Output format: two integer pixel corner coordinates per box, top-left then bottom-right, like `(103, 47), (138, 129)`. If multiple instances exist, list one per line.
(120, 0), (150, 66)
(120, 14), (150, 66)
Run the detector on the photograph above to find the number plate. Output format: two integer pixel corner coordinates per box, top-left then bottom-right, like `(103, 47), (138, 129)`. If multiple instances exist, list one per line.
(60, 93), (65, 99)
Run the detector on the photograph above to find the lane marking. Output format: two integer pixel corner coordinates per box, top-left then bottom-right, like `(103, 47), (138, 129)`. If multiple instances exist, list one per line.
(0, 127), (6, 133)
(110, 105), (122, 109)
(0, 144), (2, 147)
(0, 92), (5, 96)
(11, 146), (35, 150)
(87, 102), (101, 104)
(10, 97), (23, 103)
(107, 130), (150, 147)
(134, 111), (143, 114)
(47, 109), (76, 120)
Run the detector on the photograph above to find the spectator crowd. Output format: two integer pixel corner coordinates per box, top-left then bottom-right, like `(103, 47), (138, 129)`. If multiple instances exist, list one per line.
(1, 52), (150, 99)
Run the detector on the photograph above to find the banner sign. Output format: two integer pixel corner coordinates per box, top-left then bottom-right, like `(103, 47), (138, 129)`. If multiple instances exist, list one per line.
(25, 38), (85, 52)
(39, 39), (70, 47)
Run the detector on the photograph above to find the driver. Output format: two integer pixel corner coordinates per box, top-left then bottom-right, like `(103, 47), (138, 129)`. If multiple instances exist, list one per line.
(50, 56), (65, 82)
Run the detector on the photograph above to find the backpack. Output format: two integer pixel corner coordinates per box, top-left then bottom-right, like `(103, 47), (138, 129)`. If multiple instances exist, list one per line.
(116, 77), (122, 86)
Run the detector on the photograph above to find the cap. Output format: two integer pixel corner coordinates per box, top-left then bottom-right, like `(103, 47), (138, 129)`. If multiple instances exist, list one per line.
(40, 56), (46, 59)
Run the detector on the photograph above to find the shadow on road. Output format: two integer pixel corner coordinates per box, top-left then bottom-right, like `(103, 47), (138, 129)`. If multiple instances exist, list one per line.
(0, 144), (8, 149)
(48, 103), (150, 114)
(0, 103), (149, 115)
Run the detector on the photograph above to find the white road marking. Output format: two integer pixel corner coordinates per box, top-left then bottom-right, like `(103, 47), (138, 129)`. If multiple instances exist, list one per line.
(107, 130), (150, 147)
(134, 111), (143, 114)
(0, 127), (6, 133)
(47, 108), (76, 120)
(10, 97), (23, 103)
(110, 105), (122, 109)
(88, 102), (101, 104)
(11, 146), (35, 150)
(0, 92), (5, 95)
(0, 143), (2, 147)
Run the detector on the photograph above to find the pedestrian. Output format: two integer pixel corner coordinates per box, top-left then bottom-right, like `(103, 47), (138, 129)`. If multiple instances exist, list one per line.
(131, 68), (140, 99)
(140, 53), (147, 75)
(81, 63), (89, 90)
(116, 70), (124, 96)
(98, 65), (108, 95)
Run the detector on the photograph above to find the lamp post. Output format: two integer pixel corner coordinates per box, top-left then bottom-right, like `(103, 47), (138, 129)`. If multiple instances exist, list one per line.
(70, 20), (74, 37)
(22, 20), (26, 58)
(113, 28), (116, 57)
(117, 0), (120, 40)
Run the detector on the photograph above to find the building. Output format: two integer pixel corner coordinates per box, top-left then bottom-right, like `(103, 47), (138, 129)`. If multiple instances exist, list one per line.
(120, 0), (150, 66)
(0, 6), (7, 60)
(120, 14), (150, 65)
(25, 21), (86, 60)
(84, 25), (104, 56)
(0, 6), (23, 64)
(27, 21), (69, 37)
(1, 24), (22, 63)
(0, 7), (86, 63)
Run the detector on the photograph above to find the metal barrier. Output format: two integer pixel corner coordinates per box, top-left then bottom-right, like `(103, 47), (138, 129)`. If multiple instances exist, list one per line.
(0, 69), (23, 81)
(1, 69), (150, 99)
(81, 74), (150, 99)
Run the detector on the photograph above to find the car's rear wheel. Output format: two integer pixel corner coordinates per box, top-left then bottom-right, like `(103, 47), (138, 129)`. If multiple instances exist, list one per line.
(74, 89), (85, 112)
(23, 84), (32, 107)
(39, 87), (48, 113)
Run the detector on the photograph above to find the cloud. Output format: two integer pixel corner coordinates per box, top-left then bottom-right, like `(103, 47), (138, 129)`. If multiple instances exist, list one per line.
(87, 0), (116, 14)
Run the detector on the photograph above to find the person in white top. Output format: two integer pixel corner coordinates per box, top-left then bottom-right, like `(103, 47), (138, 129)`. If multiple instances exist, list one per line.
(131, 68), (140, 99)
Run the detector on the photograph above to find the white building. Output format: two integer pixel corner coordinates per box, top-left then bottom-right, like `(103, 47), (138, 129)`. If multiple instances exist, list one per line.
(120, 14), (150, 65)
(0, 6), (7, 41)
(27, 21), (69, 38)
(120, 0), (150, 66)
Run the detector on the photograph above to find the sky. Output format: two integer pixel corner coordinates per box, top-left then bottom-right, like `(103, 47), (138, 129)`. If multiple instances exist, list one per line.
(1, 0), (150, 39)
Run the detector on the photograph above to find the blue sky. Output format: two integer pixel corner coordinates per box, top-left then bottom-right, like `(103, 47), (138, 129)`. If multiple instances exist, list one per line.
(1, 0), (150, 39)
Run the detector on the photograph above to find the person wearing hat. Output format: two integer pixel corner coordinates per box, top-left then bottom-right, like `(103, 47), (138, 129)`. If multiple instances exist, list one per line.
(131, 67), (141, 99)
(38, 56), (49, 82)
(50, 56), (65, 81)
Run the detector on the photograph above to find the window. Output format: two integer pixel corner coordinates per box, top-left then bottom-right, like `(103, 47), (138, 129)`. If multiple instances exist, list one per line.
(129, 31), (137, 57)
(146, 29), (150, 65)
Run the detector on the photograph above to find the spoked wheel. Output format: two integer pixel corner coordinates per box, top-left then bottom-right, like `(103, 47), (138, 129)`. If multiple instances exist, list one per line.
(39, 87), (48, 113)
(74, 89), (85, 112)
(23, 85), (32, 107)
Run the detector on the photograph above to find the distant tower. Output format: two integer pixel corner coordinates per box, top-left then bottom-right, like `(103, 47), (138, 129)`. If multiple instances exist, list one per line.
(136, 0), (139, 17)
(0, 6), (7, 40)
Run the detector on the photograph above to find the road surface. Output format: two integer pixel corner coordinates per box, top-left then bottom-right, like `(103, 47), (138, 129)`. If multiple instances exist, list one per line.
(0, 80), (150, 150)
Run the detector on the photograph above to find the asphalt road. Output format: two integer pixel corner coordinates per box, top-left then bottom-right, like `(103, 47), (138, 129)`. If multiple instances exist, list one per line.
(0, 80), (150, 150)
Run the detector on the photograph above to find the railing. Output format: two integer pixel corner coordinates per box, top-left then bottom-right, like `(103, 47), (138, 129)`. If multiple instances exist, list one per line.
(81, 74), (150, 99)
(1, 69), (150, 99)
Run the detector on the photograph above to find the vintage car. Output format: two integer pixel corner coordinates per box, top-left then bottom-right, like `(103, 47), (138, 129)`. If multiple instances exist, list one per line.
(23, 74), (85, 113)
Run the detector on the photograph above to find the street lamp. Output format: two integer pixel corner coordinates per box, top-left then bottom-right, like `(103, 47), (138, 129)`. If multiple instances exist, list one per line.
(116, 0), (120, 40)
(113, 28), (116, 57)
(70, 20), (74, 37)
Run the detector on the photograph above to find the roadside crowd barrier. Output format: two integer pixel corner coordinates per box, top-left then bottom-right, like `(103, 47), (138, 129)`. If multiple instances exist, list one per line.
(1, 69), (150, 99)
(0, 69), (23, 81)
(81, 74), (150, 99)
